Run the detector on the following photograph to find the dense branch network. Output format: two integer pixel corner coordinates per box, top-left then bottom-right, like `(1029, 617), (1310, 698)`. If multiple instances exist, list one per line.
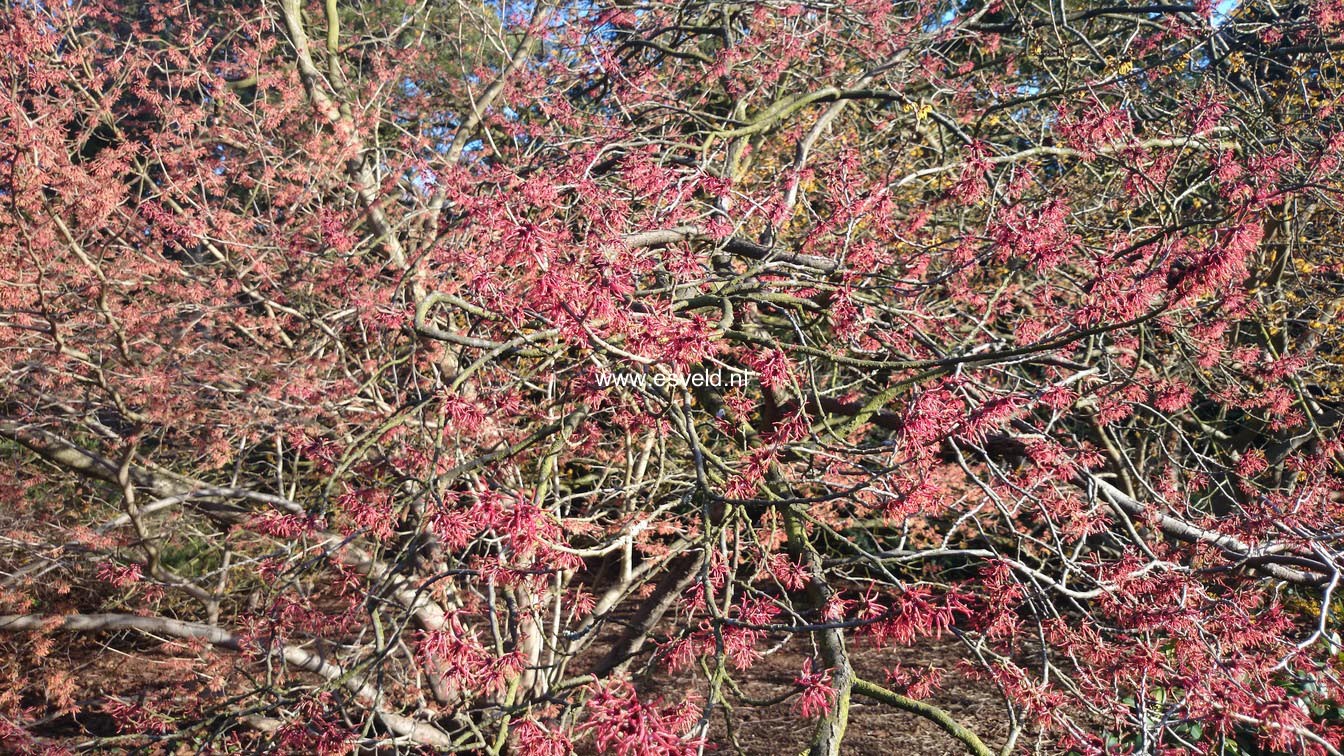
(2, 0), (1344, 754)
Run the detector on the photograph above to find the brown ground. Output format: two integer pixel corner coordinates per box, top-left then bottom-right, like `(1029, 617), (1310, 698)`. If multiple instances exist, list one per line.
(621, 636), (1016, 756)
(15, 626), (1014, 754)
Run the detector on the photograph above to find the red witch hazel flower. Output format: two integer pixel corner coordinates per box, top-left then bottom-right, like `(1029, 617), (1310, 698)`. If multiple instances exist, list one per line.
(580, 680), (704, 756)
(794, 659), (837, 717)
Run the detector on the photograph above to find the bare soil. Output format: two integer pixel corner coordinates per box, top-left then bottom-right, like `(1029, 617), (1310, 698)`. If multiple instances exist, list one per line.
(16, 623), (1014, 754)
(618, 636), (1016, 756)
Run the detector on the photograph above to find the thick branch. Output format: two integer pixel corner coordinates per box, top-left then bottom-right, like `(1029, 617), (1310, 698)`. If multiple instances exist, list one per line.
(1083, 473), (1327, 585)
(277, 0), (406, 268)
(0, 613), (455, 748)
(0, 421), (457, 633)
(851, 677), (994, 756)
